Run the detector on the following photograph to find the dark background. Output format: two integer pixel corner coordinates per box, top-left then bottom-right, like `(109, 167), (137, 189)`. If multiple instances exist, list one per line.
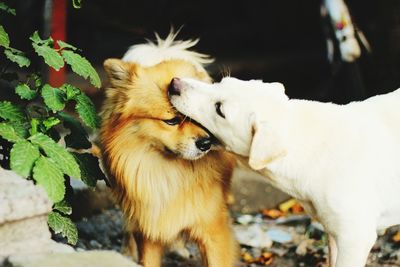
(2, 0), (400, 104)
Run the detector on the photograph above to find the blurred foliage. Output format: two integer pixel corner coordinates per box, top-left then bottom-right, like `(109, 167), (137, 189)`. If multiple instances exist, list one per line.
(0, 1), (104, 245)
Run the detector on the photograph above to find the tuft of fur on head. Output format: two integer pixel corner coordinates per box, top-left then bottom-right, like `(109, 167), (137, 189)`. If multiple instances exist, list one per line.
(122, 31), (213, 72)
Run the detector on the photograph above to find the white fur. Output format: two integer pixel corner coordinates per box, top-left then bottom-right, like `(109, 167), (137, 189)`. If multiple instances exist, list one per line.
(170, 77), (400, 267)
(122, 31), (213, 71)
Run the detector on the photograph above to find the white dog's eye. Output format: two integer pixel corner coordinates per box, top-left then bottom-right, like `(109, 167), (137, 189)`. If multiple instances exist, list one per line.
(215, 102), (225, 118)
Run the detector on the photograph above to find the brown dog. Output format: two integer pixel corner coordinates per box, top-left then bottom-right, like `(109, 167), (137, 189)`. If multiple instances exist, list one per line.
(99, 35), (238, 267)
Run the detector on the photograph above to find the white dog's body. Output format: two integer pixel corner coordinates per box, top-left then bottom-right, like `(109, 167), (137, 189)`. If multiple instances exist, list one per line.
(169, 77), (400, 267)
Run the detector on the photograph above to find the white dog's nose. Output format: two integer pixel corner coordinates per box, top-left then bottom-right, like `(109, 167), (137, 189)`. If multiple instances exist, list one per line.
(168, 77), (182, 96)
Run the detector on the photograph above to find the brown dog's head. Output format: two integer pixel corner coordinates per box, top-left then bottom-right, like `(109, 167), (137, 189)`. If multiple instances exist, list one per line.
(101, 58), (214, 160)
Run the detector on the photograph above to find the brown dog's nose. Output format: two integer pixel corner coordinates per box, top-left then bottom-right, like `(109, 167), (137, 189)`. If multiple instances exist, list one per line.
(195, 137), (212, 152)
(168, 77), (181, 96)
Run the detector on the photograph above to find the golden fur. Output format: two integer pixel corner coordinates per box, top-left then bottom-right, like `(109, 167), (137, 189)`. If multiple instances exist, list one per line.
(100, 57), (238, 266)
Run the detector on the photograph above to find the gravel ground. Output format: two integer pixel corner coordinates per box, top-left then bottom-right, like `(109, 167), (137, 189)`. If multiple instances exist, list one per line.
(63, 207), (400, 267)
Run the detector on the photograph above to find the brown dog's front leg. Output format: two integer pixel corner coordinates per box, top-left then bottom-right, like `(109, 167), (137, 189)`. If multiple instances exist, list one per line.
(136, 233), (164, 267)
(197, 212), (238, 267)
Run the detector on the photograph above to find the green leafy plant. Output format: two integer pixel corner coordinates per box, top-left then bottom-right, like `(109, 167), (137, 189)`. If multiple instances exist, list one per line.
(0, 2), (104, 244)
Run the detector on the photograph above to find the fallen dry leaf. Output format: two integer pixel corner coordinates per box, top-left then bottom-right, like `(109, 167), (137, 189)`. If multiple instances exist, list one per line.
(261, 252), (274, 265)
(291, 202), (304, 214)
(392, 231), (400, 242)
(279, 198), (297, 213)
(262, 209), (284, 219)
(242, 251), (254, 263)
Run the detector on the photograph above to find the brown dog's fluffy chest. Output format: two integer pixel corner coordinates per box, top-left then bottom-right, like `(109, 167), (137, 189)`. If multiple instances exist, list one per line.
(105, 144), (233, 241)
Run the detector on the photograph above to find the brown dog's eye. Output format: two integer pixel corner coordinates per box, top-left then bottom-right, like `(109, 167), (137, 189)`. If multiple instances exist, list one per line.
(164, 116), (182, 125)
(215, 102), (225, 118)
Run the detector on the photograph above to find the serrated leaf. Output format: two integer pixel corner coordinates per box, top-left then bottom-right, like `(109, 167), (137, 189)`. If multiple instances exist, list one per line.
(33, 156), (65, 203)
(72, 0), (81, 9)
(41, 84), (66, 112)
(61, 50), (101, 88)
(0, 25), (10, 47)
(54, 200), (72, 215)
(43, 117), (61, 130)
(73, 93), (100, 129)
(29, 133), (81, 178)
(15, 83), (37, 100)
(48, 211), (78, 245)
(32, 43), (64, 71)
(4, 47), (31, 67)
(29, 31), (42, 44)
(57, 40), (77, 51)
(33, 74), (42, 88)
(60, 83), (80, 100)
(29, 118), (39, 136)
(29, 31), (52, 46)
(10, 141), (40, 178)
(73, 153), (105, 187)
(0, 122), (23, 142)
(26, 73), (42, 88)
(0, 101), (25, 121)
(0, 3), (16, 15)
(59, 112), (91, 149)
(8, 120), (29, 138)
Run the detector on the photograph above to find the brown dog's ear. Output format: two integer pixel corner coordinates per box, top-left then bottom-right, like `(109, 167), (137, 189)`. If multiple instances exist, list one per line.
(103, 58), (139, 84)
(248, 114), (287, 170)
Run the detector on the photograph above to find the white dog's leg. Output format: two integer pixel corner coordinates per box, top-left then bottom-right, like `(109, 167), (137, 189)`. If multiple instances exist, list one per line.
(328, 234), (338, 267)
(334, 228), (376, 267)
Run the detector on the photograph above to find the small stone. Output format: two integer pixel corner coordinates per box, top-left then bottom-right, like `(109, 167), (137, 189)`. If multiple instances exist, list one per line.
(234, 224), (273, 248)
(237, 214), (254, 225)
(296, 240), (314, 256)
(89, 240), (102, 249)
(266, 229), (293, 244)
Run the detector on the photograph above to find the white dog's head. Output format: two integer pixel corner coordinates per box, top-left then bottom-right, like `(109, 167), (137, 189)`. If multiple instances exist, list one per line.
(169, 77), (289, 170)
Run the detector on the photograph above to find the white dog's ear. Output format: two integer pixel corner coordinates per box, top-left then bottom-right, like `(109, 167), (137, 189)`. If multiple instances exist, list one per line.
(248, 114), (287, 170)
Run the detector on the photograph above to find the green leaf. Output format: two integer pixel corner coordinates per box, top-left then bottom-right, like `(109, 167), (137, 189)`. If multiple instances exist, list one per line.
(61, 50), (101, 88)
(33, 74), (42, 88)
(0, 3), (16, 15)
(43, 117), (61, 130)
(60, 112), (91, 149)
(29, 118), (39, 136)
(15, 83), (37, 100)
(41, 84), (66, 112)
(26, 73), (42, 88)
(8, 120), (29, 138)
(72, 0), (82, 9)
(60, 84), (80, 100)
(33, 156), (65, 203)
(57, 40), (77, 51)
(32, 43), (64, 71)
(0, 101), (25, 121)
(53, 200), (72, 215)
(29, 31), (52, 46)
(0, 25), (10, 47)
(29, 133), (81, 178)
(48, 211), (78, 245)
(0, 122), (23, 142)
(10, 141), (40, 178)
(73, 153), (105, 187)
(4, 47), (31, 67)
(73, 93), (100, 129)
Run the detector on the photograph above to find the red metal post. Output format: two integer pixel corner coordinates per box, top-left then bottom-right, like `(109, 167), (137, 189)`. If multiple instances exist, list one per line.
(49, 0), (66, 87)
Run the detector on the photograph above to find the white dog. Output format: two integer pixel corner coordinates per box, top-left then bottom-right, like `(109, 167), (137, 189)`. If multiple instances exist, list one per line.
(168, 77), (400, 267)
